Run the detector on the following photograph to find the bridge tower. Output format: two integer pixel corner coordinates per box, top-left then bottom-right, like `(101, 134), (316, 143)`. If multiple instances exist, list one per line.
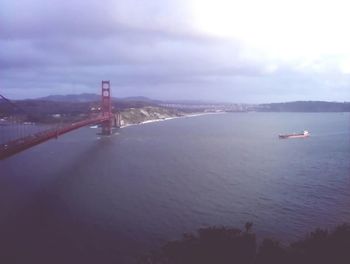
(101, 80), (112, 135)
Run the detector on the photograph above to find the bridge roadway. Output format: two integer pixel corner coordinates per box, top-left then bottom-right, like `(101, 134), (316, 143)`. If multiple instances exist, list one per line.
(0, 115), (111, 160)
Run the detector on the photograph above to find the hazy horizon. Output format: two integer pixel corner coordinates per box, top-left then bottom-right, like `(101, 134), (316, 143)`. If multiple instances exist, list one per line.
(2, 0), (350, 102)
(9, 92), (350, 105)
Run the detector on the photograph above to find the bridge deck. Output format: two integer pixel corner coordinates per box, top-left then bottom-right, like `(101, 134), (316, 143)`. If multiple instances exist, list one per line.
(0, 116), (110, 160)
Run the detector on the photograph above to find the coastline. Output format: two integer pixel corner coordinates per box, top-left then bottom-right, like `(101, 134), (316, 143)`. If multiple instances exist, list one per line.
(120, 111), (225, 129)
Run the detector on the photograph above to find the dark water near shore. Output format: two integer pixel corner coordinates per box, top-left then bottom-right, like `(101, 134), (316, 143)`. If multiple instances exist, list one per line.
(1, 113), (350, 263)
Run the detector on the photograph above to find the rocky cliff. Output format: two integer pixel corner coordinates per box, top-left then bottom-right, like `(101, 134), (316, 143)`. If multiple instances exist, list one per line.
(119, 106), (185, 126)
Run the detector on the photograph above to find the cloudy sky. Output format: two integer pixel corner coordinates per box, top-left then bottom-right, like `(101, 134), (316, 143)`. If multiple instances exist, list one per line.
(1, 0), (350, 102)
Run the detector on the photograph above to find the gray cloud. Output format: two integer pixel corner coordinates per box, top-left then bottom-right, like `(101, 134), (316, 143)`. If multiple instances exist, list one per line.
(1, 0), (349, 102)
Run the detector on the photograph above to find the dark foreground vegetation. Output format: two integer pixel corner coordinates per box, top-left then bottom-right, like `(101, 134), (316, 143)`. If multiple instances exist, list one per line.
(140, 223), (350, 264)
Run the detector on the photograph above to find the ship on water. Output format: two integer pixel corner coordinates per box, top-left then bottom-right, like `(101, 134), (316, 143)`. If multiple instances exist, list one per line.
(279, 130), (310, 139)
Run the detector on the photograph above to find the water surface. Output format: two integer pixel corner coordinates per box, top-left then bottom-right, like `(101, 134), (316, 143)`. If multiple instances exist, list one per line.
(1, 113), (350, 263)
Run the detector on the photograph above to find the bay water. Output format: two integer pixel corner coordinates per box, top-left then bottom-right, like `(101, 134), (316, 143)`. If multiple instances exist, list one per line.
(1, 112), (350, 263)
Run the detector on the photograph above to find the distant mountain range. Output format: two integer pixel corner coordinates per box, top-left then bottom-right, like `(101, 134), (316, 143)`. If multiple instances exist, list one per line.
(39, 93), (161, 104)
(40, 93), (99, 102)
(38, 94), (231, 105)
(258, 101), (350, 112)
(38, 94), (350, 112)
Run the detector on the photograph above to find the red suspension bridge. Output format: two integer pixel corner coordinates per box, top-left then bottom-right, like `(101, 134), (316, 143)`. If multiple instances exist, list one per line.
(0, 81), (119, 160)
